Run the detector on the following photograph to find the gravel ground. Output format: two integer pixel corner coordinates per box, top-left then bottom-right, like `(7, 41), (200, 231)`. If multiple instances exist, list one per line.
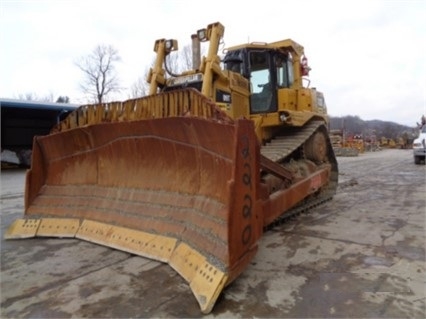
(1, 149), (425, 318)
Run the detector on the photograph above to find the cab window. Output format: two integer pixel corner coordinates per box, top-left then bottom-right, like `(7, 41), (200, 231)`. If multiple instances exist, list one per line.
(275, 55), (289, 88)
(249, 51), (274, 113)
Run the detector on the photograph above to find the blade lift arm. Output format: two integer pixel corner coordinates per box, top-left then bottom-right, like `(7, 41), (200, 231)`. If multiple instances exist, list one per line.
(147, 22), (228, 99)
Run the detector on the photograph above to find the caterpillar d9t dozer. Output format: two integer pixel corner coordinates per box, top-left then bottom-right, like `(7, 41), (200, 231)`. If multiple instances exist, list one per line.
(5, 22), (338, 314)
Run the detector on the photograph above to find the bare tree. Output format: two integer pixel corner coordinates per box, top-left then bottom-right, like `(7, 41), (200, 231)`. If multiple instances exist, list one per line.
(129, 65), (151, 98)
(56, 96), (70, 103)
(76, 44), (121, 104)
(130, 76), (148, 98)
(16, 92), (55, 102)
(165, 44), (197, 74)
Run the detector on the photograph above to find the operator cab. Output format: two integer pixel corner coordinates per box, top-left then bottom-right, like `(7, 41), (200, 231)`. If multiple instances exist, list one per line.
(224, 48), (294, 114)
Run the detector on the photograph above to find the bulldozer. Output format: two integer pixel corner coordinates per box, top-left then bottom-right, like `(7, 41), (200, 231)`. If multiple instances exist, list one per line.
(5, 22), (338, 314)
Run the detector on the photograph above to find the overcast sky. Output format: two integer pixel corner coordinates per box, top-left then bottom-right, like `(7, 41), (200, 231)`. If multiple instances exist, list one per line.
(1, 0), (425, 126)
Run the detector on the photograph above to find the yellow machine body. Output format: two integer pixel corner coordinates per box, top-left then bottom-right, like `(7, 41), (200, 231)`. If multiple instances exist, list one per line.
(5, 22), (338, 314)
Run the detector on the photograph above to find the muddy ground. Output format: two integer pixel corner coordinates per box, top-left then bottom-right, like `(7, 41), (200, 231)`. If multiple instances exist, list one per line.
(1, 149), (425, 318)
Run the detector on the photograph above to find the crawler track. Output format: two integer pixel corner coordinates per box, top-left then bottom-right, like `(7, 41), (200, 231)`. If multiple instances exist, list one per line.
(261, 120), (339, 229)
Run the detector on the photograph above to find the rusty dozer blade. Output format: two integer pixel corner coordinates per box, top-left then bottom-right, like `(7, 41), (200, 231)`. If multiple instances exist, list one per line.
(5, 116), (263, 314)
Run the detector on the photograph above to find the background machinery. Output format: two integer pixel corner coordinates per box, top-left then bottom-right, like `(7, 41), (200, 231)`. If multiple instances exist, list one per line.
(413, 119), (426, 164)
(5, 22), (338, 313)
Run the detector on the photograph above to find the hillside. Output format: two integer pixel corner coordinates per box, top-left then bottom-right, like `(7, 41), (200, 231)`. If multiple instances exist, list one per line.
(329, 115), (418, 140)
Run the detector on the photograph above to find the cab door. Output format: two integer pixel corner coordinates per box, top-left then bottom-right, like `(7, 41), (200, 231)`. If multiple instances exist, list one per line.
(248, 50), (277, 114)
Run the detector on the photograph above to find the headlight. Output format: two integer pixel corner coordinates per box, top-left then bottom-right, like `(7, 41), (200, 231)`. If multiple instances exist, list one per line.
(413, 142), (422, 148)
(197, 28), (208, 42)
(165, 39), (178, 52)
